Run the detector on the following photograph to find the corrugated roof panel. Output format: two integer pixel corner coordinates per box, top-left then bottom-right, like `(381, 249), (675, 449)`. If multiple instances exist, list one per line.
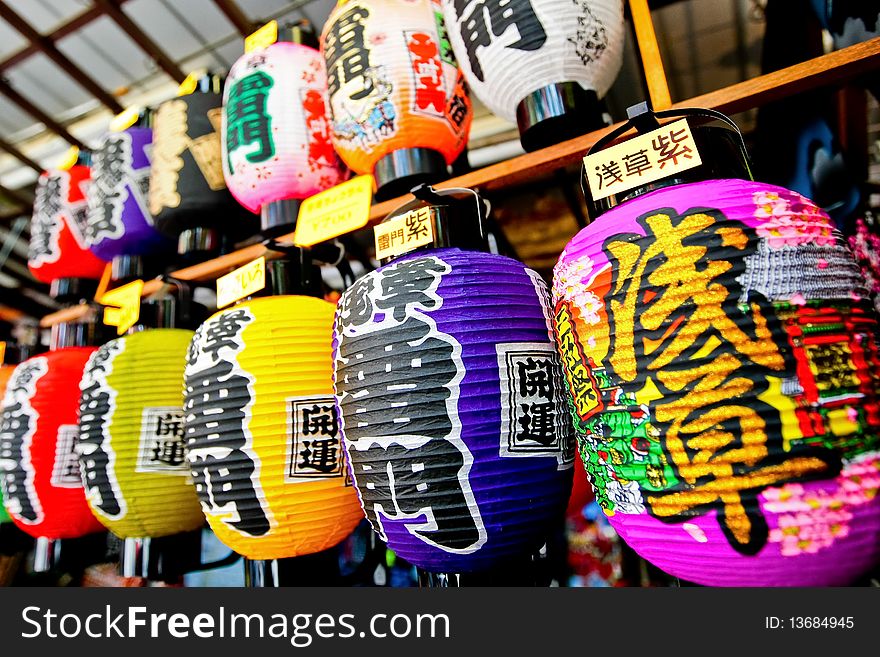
(0, 16), (29, 59)
(235, 0), (299, 21)
(124, 0), (218, 61)
(0, 95), (40, 135)
(5, 52), (94, 117)
(65, 14), (157, 85)
(56, 28), (137, 95)
(161, 0), (238, 44)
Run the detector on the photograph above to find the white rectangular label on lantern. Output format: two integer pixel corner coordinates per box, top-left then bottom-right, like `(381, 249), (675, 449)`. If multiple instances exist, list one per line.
(285, 396), (346, 482)
(583, 119), (702, 201)
(52, 424), (83, 488)
(374, 206), (435, 260)
(136, 407), (189, 475)
(496, 342), (574, 469)
(216, 256), (266, 309)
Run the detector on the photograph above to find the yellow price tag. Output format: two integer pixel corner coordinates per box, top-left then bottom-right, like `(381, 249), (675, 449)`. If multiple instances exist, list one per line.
(0, 341), (6, 365)
(583, 118), (702, 202)
(101, 280), (144, 336)
(56, 146), (79, 171)
(245, 20), (278, 53)
(177, 71), (199, 96)
(109, 106), (142, 132)
(294, 175), (374, 247)
(216, 256), (266, 309)
(374, 206), (436, 261)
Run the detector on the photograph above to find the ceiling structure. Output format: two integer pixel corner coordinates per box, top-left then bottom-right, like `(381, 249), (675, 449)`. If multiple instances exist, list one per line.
(0, 0), (771, 332)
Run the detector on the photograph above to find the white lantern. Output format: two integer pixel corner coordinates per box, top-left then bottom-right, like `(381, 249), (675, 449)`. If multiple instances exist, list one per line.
(441, 0), (625, 151)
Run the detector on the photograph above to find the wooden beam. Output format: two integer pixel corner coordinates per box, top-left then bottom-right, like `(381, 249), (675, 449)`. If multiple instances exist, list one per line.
(0, 136), (41, 172)
(0, 3), (129, 72)
(212, 0), (254, 37)
(0, 78), (86, 149)
(0, 182), (30, 208)
(93, 0), (186, 83)
(0, 1), (123, 113)
(0, 305), (26, 323)
(628, 0), (672, 110)
(678, 37), (880, 115)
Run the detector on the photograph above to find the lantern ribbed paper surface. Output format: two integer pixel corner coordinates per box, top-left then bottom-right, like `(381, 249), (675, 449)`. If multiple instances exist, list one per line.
(28, 166), (107, 284)
(223, 41), (345, 214)
(78, 330), (203, 539)
(321, 0), (472, 174)
(0, 349), (105, 540)
(151, 92), (253, 238)
(0, 363), (12, 525)
(334, 249), (574, 573)
(552, 179), (880, 586)
(86, 127), (171, 259)
(0, 488), (9, 524)
(440, 0), (624, 123)
(184, 296), (363, 560)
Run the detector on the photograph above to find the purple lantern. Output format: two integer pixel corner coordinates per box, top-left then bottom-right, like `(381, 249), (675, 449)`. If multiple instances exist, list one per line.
(85, 125), (172, 264)
(334, 192), (574, 575)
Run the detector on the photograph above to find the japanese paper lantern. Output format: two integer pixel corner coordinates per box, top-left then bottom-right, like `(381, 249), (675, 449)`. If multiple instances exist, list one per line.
(441, 0), (624, 151)
(77, 329), (203, 539)
(0, 486), (9, 525)
(28, 166), (107, 284)
(552, 178), (880, 586)
(151, 78), (257, 253)
(183, 296), (363, 561)
(322, 0), (473, 198)
(85, 126), (172, 260)
(223, 31), (346, 232)
(0, 366), (12, 526)
(0, 349), (105, 541)
(334, 249), (575, 573)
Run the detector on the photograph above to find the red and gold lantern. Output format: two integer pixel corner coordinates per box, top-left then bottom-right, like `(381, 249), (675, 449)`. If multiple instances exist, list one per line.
(321, 0), (472, 199)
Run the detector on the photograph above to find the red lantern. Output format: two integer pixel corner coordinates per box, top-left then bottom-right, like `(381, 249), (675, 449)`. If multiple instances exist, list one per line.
(1, 348), (105, 543)
(28, 166), (107, 286)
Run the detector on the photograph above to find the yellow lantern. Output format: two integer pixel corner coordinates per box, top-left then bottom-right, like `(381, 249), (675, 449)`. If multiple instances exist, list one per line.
(78, 329), (204, 539)
(184, 291), (364, 562)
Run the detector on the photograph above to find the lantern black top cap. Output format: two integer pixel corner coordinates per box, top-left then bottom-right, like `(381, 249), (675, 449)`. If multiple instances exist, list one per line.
(379, 183), (491, 262)
(279, 19), (319, 49)
(133, 276), (206, 331)
(259, 239), (324, 299)
(581, 103), (753, 220)
(587, 103), (744, 156)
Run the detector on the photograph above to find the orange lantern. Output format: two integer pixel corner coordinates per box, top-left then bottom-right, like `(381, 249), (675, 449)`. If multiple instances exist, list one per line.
(321, 0), (472, 199)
